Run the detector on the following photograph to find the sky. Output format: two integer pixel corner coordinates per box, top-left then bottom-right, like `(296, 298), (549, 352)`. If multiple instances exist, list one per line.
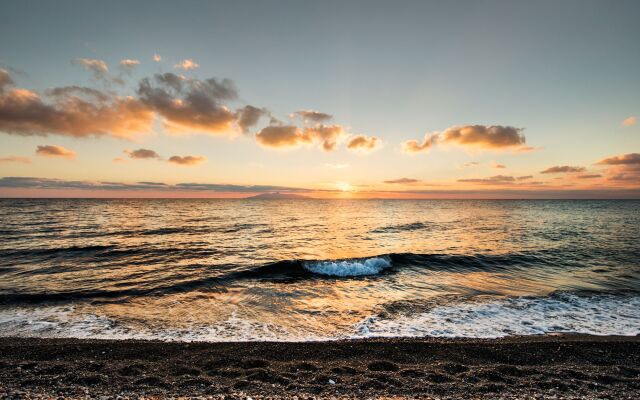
(1, 0), (639, 198)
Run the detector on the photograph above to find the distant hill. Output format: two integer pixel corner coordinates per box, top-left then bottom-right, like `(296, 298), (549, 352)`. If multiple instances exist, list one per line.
(248, 192), (311, 199)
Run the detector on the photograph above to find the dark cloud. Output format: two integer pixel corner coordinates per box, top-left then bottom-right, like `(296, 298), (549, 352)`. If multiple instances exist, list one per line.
(125, 148), (160, 159)
(0, 70), (153, 138)
(168, 155), (206, 166)
(255, 124), (347, 151)
(35, 145), (75, 159)
(384, 178), (420, 184)
(517, 175), (533, 180)
(540, 165), (586, 174)
(0, 177), (313, 193)
(293, 110), (332, 124)
(596, 153), (640, 165)
(347, 134), (380, 151)
(236, 105), (268, 133)
(137, 73), (238, 134)
(403, 125), (527, 153)
(577, 174), (602, 179)
(458, 175), (516, 184)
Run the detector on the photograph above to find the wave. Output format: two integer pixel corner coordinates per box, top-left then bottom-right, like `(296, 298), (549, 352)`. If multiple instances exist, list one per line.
(354, 292), (640, 339)
(371, 222), (432, 233)
(303, 256), (391, 277)
(2, 251), (636, 305)
(1, 292), (638, 341)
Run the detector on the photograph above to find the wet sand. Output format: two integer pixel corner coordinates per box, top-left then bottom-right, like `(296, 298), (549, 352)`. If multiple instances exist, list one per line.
(1, 334), (639, 399)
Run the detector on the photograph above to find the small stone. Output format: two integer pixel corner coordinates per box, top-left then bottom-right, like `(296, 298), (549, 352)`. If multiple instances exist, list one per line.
(328, 379), (336, 385)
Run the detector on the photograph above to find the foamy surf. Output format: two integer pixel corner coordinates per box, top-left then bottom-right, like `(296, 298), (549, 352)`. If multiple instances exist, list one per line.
(1, 293), (638, 342)
(302, 256), (392, 277)
(354, 293), (640, 339)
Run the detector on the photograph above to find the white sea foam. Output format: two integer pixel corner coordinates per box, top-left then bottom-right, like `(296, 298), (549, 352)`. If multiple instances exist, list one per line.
(1, 293), (638, 341)
(354, 293), (640, 339)
(303, 256), (391, 277)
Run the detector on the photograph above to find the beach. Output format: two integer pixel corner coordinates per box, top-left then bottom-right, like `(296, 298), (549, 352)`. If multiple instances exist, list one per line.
(1, 334), (639, 399)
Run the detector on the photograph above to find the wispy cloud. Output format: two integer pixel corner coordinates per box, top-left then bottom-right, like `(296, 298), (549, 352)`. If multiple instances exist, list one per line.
(324, 163), (349, 169)
(384, 178), (420, 184)
(119, 59), (140, 71)
(168, 155), (207, 166)
(0, 177), (312, 193)
(174, 59), (199, 70)
(622, 116), (637, 127)
(540, 165), (585, 174)
(291, 110), (332, 124)
(458, 175), (516, 184)
(596, 153), (640, 165)
(35, 145), (75, 159)
(0, 156), (30, 163)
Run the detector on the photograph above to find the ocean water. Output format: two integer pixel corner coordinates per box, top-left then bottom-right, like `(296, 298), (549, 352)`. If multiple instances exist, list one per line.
(0, 199), (638, 341)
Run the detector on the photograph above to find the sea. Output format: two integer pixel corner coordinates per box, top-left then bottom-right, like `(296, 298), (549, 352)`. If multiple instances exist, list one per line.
(0, 199), (638, 341)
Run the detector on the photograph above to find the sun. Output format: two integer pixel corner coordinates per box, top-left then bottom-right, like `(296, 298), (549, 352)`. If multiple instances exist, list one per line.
(337, 182), (352, 192)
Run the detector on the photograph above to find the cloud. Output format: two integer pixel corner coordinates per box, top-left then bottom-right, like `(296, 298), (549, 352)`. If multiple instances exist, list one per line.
(458, 175), (516, 184)
(491, 161), (506, 169)
(0, 70), (154, 138)
(153, 54), (162, 62)
(125, 148), (160, 159)
(540, 165), (586, 174)
(577, 174), (602, 179)
(168, 155), (206, 165)
(517, 175), (533, 180)
(0, 69), (13, 92)
(595, 153), (640, 183)
(324, 163), (349, 169)
(402, 132), (438, 153)
(119, 59), (140, 70)
(292, 110), (332, 124)
(347, 134), (381, 152)
(305, 125), (345, 151)
(256, 125), (309, 148)
(174, 59), (199, 70)
(256, 124), (348, 151)
(622, 116), (637, 127)
(403, 125), (527, 153)
(74, 58), (108, 76)
(596, 153), (640, 165)
(463, 161), (479, 167)
(137, 73), (238, 134)
(0, 177), (312, 193)
(236, 105), (268, 133)
(35, 145), (75, 159)
(384, 178), (420, 184)
(0, 156), (30, 163)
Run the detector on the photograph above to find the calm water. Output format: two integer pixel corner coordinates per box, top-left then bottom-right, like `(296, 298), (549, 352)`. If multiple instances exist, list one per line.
(0, 199), (639, 341)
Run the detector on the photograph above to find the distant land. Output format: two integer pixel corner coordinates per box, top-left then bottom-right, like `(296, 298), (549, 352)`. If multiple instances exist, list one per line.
(247, 192), (311, 199)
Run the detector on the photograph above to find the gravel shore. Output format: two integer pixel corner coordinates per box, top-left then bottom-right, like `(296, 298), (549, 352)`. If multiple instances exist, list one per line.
(1, 334), (639, 399)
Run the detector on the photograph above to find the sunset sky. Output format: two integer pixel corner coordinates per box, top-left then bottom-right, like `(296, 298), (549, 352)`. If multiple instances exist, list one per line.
(1, 0), (639, 198)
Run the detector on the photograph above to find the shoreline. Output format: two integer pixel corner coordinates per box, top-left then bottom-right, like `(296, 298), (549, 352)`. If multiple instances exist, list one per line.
(1, 334), (639, 398)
